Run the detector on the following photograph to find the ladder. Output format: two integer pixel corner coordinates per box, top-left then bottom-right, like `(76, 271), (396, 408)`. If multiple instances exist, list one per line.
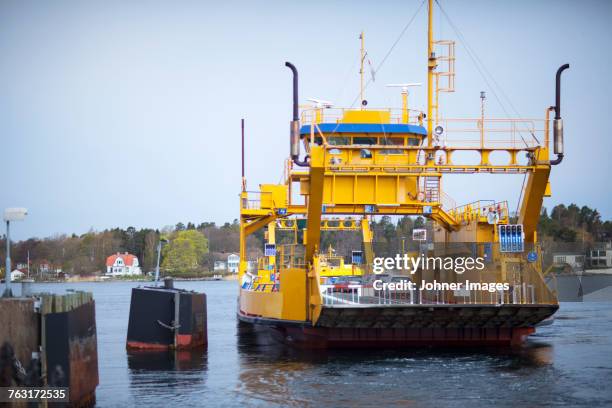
(435, 40), (456, 93)
(423, 176), (440, 203)
(433, 40), (456, 125)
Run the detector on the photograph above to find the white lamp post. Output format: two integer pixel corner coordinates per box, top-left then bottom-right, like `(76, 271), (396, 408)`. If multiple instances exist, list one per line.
(154, 238), (169, 285)
(3, 207), (28, 297)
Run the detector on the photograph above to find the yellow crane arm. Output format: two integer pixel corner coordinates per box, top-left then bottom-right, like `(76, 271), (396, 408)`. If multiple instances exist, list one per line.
(304, 146), (325, 261)
(518, 153), (550, 243)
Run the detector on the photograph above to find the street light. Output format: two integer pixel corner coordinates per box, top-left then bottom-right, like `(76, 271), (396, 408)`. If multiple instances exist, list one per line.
(154, 237), (169, 285)
(3, 208), (28, 297)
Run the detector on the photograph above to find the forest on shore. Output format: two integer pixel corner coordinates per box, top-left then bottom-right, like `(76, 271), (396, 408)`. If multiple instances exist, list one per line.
(1, 203), (610, 278)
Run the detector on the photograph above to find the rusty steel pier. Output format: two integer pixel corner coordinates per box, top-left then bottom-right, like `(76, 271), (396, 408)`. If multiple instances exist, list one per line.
(0, 289), (99, 407)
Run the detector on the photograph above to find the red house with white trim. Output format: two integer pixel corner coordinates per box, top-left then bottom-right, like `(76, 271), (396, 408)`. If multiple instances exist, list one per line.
(106, 252), (142, 276)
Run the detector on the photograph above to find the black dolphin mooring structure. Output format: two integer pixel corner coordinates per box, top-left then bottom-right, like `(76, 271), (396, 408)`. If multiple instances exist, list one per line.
(127, 278), (207, 350)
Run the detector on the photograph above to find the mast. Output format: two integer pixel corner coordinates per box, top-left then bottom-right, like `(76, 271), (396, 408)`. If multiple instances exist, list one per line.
(427, 0), (435, 148)
(241, 118), (246, 192)
(402, 87), (408, 123)
(480, 91), (486, 148)
(359, 31), (365, 108)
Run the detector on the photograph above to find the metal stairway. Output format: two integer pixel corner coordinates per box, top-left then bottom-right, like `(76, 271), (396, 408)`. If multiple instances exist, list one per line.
(424, 176), (440, 203)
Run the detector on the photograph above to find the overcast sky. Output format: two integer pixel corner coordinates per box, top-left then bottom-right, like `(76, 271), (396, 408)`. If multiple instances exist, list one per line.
(1, 0), (610, 240)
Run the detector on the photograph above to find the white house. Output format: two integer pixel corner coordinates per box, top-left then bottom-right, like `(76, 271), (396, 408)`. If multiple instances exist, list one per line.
(553, 253), (585, 270)
(10, 269), (25, 281)
(227, 254), (240, 273)
(589, 248), (612, 268)
(213, 261), (226, 271)
(105, 252), (142, 276)
(38, 261), (51, 274)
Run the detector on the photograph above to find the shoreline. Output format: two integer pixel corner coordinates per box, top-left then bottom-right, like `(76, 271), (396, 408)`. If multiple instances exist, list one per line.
(4, 275), (239, 284)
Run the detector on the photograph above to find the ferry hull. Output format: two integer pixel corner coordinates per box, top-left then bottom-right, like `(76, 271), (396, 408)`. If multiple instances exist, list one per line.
(238, 303), (558, 348)
(279, 326), (535, 348)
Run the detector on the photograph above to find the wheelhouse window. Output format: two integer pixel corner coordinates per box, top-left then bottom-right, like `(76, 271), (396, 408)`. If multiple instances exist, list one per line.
(353, 136), (376, 145)
(380, 137), (404, 146)
(380, 149), (403, 155)
(380, 137), (405, 155)
(329, 136), (350, 145)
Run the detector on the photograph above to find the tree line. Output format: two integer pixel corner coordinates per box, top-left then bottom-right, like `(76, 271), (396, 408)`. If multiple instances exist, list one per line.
(0, 203), (609, 277)
(0, 220), (263, 278)
(538, 204), (612, 243)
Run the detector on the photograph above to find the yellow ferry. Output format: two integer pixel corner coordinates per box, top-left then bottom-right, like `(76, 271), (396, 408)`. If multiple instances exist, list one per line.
(237, 0), (567, 347)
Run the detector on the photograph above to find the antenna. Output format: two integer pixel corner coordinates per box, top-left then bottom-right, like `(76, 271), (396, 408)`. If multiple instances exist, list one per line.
(241, 118), (246, 191)
(386, 83), (422, 90)
(306, 98), (334, 108)
(385, 83), (422, 123)
(359, 31), (366, 108)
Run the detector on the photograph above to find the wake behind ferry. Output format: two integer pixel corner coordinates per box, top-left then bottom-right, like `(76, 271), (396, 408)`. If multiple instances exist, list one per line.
(237, 0), (568, 348)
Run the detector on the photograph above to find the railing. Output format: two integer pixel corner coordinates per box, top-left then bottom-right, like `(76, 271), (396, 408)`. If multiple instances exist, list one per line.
(240, 191), (273, 210)
(276, 244), (306, 271)
(448, 200), (509, 224)
(304, 117), (550, 172)
(310, 125), (549, 175)
(257, 256), (273, 272)
(317, 242), (557, 307)
(299, 107), (548, 152)
(422, 176), (440, 203)
(321, 282), (539, 306)
(440, 191), (456, 210)
(436, 118), (546, 150)
(300, 107), (424, 126)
